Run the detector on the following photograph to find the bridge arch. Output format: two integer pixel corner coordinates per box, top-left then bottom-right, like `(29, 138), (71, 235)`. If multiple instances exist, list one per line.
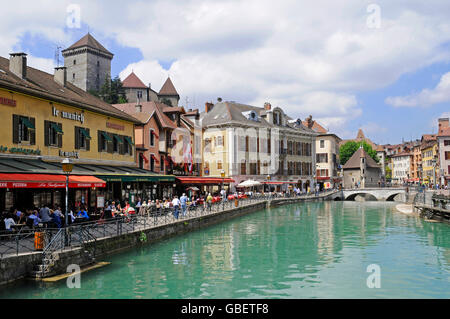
(345, 192), (378, 201)
(386, 193), (403, 201)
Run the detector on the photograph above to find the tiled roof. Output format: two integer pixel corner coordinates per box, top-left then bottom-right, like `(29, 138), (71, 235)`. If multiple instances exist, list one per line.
(112, 101), (177, 129)
(0, 56), (138, 123)
(343, 147), (380, 169)
(437, 127), (450, 137)
(62, 33), (113, 56)
(122, 72), (147, 88)
(301, 119), (328, 133)
(159, 77), (179, 96)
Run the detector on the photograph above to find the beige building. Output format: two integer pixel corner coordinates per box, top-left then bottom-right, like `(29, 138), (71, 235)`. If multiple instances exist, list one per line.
(200, 101), (317, 193)
(315, 134), (342, 190)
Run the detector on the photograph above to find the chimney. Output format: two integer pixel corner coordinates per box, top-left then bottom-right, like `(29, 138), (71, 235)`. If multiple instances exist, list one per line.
(264, 102), (271, 110)
(205, 102), (214, 113)
(306, 115), (313, 128)
(9, 52), (27, 79)
(438, 118), (449, 133)
(136, 104), (142, 112)
(54, 67), (67, 87)
(148, 83), (151, 90)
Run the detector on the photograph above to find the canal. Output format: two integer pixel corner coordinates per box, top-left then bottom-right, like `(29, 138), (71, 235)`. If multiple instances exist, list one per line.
(0, 201), (449, 298)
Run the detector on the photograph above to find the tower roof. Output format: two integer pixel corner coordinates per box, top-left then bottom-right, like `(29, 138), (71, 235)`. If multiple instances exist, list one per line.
(122, 72), (147, 89)
(158, 77), (179, 96)
(356, 128), (365, 139)
(343, 147), (380, 169)
(62, 33), (113, 56)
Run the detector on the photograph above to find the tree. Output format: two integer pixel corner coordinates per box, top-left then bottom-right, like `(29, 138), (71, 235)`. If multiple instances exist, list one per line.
(339, 141), (379, 166)
(89, 75), (128, 104)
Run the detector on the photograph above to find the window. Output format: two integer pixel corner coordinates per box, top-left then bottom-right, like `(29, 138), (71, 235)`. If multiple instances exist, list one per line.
(215, 135), (223, 147)
(250, 163), (257, 175)
(445, 140), (450, 146)
(123, 136), (133, 155)
(445, 151), (450, 160)
(316, 153), (328, 163)
(204, 138), (211, 153)
(320, 140), (325, 148)
(113, 134), (122, 153)
(150, 155), (155, 172)
(204, 162), (210, 175)
(44, 121), (63, 147)
(73, 73), (75, 79)
(73, 60), (76, 65)
(75, 127), (90, 150)
(97, 61), (100, 67)
(13, 115), (35, 144)
(150, 130), (155, 146)
(217, 161), (222, 170)
(241, 161), (247, 175)
(137, 91), (143, 99)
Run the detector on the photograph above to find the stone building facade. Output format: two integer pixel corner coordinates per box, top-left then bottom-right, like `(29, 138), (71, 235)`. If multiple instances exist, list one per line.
(62, 33), (113, 92)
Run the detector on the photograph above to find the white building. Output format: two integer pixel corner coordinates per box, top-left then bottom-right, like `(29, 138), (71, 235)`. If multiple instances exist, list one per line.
(391, 153), (412, 185)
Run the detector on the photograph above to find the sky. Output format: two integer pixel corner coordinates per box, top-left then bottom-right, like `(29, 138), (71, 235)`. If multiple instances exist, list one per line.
(1, 0), (450, 145)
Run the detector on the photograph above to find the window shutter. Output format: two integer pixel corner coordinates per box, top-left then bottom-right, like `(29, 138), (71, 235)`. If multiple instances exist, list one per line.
(85, 128), (90, 151)
(128, 136), (133, 156)
(119, 135), (125, 155)
(57, 123), (62, 148)
(44, 121), (50, 146)
(12, 114), (19, 143)
(107, 133), (113, 153)
(98, 131), (102, 152)
(29, 117), (36, 145)
(74, 127), (80, 149)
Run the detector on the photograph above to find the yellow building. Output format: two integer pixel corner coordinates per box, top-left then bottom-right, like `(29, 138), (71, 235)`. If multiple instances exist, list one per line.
(0, 53), (170, 212)
(421, 134), (439, 185)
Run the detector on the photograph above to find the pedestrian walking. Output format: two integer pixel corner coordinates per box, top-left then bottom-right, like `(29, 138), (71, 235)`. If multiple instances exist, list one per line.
(172, 196), (180, 219)
(180, 193), (188, 217)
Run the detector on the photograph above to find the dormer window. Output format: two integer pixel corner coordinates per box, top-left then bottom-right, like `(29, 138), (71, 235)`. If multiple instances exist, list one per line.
(273, 111), (281, 125)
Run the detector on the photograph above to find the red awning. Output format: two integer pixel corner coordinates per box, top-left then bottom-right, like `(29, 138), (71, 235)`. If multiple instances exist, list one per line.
(151, 131), (159, 138)
(263, 181), (297, 185)
(176, 177), (235, 184)
(0, 174), (106, 188)
(316, 176), (330, 181)
(150, 154), (159, 163)
(140, 153), (149, 163)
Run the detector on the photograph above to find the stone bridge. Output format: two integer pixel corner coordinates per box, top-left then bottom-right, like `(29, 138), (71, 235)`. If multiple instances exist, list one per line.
(329, 188), (408, 201)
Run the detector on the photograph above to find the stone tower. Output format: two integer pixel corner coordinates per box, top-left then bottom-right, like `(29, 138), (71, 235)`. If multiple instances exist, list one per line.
(62, 33), (113, 92)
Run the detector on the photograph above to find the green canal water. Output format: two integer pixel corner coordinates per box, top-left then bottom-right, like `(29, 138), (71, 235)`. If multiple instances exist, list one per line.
(1, 201), (449, 299)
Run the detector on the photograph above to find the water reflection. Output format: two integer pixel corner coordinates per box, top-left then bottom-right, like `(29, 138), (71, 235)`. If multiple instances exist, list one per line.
(1, 202), (449, 299)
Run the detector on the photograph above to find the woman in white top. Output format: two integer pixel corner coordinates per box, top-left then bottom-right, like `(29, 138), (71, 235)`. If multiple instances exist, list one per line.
(4, 215), (16, 231)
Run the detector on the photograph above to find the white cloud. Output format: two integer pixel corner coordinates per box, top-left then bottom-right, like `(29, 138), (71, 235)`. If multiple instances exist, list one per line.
(3, 0), (450, 136)
(386, 72), (450, 107)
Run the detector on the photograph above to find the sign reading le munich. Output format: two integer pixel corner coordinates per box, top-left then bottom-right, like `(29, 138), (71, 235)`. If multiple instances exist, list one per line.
(52, 106), (84, 123)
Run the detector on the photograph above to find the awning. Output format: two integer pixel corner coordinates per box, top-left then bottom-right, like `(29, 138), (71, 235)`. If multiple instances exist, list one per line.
(263, 181), (297, 185)
(140, 153), (149, 163)
(316, 176), (330, 180)
(113, 134), (123, 143)
(151, 131), (159, 138)
(95, 174), (175, 183)
(21, 116), (35, 130)
(80, 128), (91, 139)
(151, 154), (159, 163)
(176, 177), (235, 184)
(101, 131), (113, 142)
(51, 122), (63, 134)
(0, 173), (106, 188)
(124, 136), (134, 145)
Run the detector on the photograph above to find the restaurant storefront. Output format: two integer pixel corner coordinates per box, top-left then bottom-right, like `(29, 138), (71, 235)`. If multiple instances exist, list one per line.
(175, 177), (235, 196)
(0, 173), (106, 211)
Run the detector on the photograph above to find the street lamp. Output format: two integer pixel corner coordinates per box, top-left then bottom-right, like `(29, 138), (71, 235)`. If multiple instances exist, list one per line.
(432, 157), (437, 189)
(266, 174), (271, 196)
(62, 158), (73, 228)
(220, 169), (225, 210)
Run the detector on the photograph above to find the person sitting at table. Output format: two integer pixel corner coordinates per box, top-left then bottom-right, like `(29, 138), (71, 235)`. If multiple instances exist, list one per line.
(76, 207), (89, 222)
(123, 200), (130, 214)
(26, 210), (41, 228)
(50, 209), (62, 228)
(4, 214), (16, 232)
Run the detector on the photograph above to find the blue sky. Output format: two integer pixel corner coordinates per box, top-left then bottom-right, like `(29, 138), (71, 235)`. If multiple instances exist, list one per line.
(2, 1), (450, 145)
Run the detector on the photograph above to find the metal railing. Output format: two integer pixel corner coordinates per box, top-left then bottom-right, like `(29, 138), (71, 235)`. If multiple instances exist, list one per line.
(1, 191), (339, 259)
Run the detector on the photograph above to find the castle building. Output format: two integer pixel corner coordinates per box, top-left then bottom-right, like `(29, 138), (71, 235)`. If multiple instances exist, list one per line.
(62, 33), (113, 92)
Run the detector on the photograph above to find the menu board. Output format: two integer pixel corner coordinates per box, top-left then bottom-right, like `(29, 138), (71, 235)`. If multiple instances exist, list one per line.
(97, 196), (105, 208)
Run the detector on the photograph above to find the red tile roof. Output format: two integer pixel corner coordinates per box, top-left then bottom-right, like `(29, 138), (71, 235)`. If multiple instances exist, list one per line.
(62, 33), (113, 56)
(159, 77), (179, 96)
(112, 101), (177, 129)
(122, 72), (147, 88)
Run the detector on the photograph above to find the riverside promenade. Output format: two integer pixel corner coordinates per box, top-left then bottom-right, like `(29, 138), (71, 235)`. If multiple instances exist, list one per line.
(0, 190), (339, 285)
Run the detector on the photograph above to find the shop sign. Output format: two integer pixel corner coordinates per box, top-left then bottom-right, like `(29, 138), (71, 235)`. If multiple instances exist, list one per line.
(0, 145), (41, 155)
(52, 106), (84, 123)
(106, 122), (125, 131)
(0, 97), (16, 106)
(59, 150), (79, 158)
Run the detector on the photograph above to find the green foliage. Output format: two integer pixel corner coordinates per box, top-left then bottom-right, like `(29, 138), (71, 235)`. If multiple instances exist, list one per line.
(385, 166), (392, 179)
(90, 75), (128, 104)
(339, 141), (379, 165)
